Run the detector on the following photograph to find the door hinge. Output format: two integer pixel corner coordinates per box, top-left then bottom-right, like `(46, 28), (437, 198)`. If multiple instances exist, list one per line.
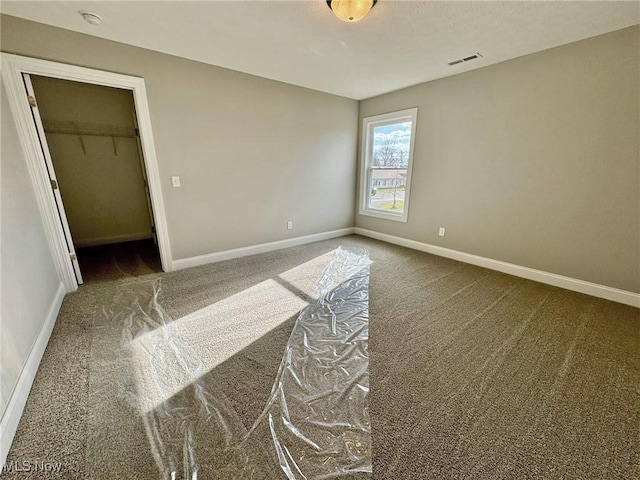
(28, 95), (37, 108)
(134, 128), (140, 137)
(70, 253), (77, 261)
(50, 179), (58, 190)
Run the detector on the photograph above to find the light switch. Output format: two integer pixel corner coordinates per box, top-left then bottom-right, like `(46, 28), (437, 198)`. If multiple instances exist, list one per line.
(171, 176), (181, 188)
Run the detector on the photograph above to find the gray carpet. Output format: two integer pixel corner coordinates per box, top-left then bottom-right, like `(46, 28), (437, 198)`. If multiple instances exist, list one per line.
(2, 235), (639, 479)
(76, 239), (161, 283)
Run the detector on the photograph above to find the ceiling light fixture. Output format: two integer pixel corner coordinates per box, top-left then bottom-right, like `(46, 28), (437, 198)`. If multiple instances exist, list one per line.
(79, 11), (102, 26)
(326, 0), (377, 23)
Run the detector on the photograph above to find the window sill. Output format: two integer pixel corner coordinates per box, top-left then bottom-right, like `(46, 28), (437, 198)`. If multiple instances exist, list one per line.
(358, 208), (408, 223)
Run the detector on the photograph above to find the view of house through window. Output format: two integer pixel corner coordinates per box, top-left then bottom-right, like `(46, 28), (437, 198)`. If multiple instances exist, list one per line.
(360, 108), (417, 222)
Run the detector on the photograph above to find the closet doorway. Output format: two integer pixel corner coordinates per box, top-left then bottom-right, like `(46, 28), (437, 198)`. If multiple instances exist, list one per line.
(26, 74), (161, 283)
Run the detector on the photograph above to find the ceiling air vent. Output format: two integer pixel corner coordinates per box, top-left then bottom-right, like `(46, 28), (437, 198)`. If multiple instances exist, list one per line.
(448, 53), (482, 66)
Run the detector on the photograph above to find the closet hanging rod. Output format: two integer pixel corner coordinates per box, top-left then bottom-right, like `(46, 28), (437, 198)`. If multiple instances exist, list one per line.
(43, 128), (136, 138)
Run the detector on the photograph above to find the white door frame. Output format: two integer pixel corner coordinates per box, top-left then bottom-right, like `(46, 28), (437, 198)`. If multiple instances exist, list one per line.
(22, 73), (84, 284)
(1, 53), (173, 292)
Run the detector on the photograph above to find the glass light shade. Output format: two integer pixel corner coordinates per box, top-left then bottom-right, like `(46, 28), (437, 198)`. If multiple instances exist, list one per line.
(330, 0), (374, 22)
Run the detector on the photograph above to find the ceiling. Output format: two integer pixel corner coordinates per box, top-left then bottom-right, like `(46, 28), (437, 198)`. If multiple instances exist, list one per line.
(2, 1), (638, 100)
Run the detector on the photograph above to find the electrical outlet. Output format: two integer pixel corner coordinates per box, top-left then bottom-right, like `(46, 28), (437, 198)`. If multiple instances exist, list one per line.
(439, 227), (446, 237)
(287, 221), (293, 230)
(171, 176), (181, 188)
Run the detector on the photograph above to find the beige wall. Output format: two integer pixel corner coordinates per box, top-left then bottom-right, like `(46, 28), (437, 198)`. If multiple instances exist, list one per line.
(0, 80), (61, 418)
(30, 76), (153, 247)
(2, 15), (637, 293)
(0, 15), (358, 260)
(358, 26), (640, 293)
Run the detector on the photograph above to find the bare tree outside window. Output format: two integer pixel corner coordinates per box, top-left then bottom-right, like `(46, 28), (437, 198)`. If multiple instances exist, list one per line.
(374, 137), (398, 167)
(372, 137), (407, 210)
(390, 150), (406, 209)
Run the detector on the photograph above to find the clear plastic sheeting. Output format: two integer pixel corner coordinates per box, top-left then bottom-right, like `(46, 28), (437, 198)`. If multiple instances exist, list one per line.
(92, 247), (372, 479)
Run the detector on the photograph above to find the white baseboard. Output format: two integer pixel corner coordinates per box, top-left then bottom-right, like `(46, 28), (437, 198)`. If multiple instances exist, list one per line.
(354, 228), (640, 308)
(0, 282), (65, 469)
(74, 232), (154, 248)
(172, 228), (356, 271)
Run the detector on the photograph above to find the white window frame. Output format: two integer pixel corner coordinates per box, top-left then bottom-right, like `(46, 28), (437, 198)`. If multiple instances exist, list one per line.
(359, 107), (418, 223)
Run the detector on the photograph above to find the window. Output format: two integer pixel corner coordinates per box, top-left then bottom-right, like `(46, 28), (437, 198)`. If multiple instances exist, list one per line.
(359, 108), (417, 222)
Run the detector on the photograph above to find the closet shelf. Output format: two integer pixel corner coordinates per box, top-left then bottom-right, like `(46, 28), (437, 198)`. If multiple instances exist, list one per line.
(42, 119), (137, 138)
(44, 129), (136, 138)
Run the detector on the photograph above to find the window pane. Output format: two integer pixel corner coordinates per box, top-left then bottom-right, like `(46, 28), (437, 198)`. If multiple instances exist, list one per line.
(372, 122), (412, 167)
(367, 121), (411, 213)
(367, 167), (407, 213)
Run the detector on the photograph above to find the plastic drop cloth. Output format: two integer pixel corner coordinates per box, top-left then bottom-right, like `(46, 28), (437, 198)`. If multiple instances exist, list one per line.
(88, 247), (372, 479)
